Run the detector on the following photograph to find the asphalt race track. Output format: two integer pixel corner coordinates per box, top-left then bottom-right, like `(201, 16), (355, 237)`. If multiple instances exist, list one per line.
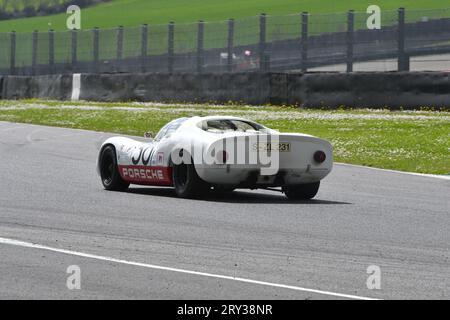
(0, 121), (449, 300)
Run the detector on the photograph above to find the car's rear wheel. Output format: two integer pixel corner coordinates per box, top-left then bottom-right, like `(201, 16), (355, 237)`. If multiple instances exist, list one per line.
(99, 145), (130, 191)
(283, 182), (320, 200)
(172, 157), (210, 198)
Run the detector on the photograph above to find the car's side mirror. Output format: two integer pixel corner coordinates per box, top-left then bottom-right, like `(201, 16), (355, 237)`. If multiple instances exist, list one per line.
(144, 131), (154, 139)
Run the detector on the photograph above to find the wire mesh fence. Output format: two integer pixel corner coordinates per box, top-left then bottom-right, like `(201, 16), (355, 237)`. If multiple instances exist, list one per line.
(1, 7), (450, 75)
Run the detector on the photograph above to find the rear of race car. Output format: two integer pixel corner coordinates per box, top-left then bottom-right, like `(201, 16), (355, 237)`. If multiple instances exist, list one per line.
(194, 133), (333, 189)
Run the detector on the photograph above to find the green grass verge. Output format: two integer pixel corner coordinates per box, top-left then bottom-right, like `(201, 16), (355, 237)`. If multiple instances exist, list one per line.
(0, 99), (449, 175)
(0, 0), (448, 32)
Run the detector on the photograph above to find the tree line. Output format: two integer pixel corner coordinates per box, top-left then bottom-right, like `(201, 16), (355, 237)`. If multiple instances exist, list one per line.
(0, 0), (110, 20)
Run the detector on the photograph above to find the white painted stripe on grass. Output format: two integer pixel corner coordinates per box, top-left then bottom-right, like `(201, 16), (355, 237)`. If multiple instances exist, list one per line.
(0, 237), (379, 300)
(71, 73), (81, 101)
(336, 163), (450, 180)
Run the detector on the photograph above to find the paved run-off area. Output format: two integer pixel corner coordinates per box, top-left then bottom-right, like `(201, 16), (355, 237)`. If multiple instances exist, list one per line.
(0, 121), (449, 299)
(0, 100), (449, 174)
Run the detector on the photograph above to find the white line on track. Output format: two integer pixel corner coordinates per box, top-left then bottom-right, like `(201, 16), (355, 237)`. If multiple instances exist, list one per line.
(0, 236), (379, 300)
(336, 162), (450, 180)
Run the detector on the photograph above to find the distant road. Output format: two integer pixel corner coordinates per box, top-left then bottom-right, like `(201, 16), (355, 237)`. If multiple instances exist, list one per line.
(311, 54), (450, 72)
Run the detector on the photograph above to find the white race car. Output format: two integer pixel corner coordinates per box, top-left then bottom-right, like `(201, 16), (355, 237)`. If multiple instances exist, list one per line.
(97, 116), (333, 199)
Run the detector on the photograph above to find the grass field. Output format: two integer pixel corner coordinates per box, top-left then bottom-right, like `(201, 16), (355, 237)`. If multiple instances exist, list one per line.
(0, 99), (449, 175)
(0, 0), (448, 33)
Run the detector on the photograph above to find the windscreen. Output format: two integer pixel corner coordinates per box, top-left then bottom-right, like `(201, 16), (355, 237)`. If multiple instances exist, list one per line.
(200, 119), (269, 134)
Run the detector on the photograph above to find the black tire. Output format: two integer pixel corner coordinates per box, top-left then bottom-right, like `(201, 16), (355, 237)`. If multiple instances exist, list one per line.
(283, 182), (320, 200)
(172, 157), (210, 198)
(99, 145), (130, 191)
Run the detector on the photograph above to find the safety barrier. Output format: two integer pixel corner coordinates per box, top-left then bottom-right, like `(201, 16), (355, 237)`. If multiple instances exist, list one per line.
(1, 72), (449, 109)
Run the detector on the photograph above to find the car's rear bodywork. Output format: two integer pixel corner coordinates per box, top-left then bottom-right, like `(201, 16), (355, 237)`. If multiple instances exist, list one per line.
(194, 133), (332, 188)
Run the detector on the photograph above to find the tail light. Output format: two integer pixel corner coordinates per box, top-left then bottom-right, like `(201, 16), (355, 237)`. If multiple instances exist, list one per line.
(314, 151), (326, 163)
